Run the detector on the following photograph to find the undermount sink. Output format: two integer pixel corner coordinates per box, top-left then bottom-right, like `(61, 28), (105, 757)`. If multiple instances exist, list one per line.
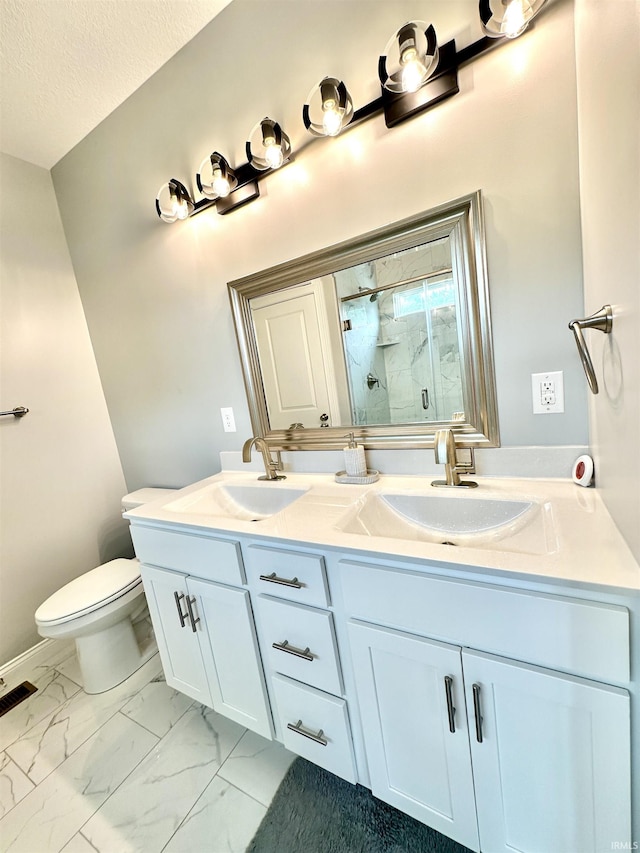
(336, 491), (557, 555)
(164, 482), (308, 521)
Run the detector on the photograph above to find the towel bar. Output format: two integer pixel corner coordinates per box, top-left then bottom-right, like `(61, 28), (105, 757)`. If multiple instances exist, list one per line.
(0, 406), (29, 418)
(568, 305), (612, 394)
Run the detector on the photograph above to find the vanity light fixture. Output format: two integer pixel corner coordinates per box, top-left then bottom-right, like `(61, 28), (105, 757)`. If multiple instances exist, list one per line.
(155, 3), (550, 223)
(155, 179), (194, 223)
(479, 0), (548, 39)
(303, 77), (354, 137)
(196, 152), (238, 199)
(246, 118), (292, 171)
(379, 22), (439, 94)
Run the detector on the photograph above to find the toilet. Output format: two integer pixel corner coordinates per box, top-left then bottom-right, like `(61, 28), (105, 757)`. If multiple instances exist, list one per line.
(35, 488), (175, 694)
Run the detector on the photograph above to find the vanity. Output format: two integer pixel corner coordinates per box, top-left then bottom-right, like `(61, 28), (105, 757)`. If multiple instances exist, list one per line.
(125, 471), (638, 853)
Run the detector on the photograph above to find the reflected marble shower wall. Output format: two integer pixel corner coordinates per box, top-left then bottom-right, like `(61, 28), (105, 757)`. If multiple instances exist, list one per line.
(335, 237), (463, 426)
(335, 264), (391, 426)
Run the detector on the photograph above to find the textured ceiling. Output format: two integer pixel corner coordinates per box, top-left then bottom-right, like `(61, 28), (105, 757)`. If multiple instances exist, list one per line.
(0, 0), (232, 169)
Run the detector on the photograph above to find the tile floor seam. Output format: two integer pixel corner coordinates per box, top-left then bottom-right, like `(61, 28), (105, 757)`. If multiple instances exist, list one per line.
(70, 714), (162, 848)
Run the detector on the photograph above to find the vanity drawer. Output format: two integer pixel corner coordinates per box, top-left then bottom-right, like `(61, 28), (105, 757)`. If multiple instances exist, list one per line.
(131, 525), (244, 586)
(255, 596), (342, 695)
(340, 560), (630, 683)
(244, 545), (329, 607)
(271, 674), (356, 784)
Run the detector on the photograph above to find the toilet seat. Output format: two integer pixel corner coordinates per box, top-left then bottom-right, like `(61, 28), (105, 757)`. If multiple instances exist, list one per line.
(35, 558), (141, 626)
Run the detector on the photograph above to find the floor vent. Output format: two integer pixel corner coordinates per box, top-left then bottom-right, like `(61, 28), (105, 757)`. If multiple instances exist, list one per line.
(0, 681), (38, 717)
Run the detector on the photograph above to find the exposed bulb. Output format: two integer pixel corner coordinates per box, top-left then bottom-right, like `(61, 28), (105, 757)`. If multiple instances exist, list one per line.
(211, 169), (231, 198)
(322, 99), (343, 136)
(400, 48), (427, 93)
(175, 197), (190, 220)
(502, 0), (531, 38)
(264, 139), (284, 169)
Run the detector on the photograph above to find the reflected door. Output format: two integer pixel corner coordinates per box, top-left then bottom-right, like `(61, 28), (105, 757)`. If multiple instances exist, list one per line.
(252, 284), (334, 430)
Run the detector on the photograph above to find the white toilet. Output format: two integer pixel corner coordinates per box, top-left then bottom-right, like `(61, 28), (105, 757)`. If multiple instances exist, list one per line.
(35, 488), (175, 694)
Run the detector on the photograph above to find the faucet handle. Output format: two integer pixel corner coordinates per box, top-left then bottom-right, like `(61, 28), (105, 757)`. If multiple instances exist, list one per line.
(433, 429), (455, 465)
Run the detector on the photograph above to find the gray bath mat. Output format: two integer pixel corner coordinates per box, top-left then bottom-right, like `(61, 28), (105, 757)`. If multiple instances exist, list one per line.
(247, 758), (474, 853)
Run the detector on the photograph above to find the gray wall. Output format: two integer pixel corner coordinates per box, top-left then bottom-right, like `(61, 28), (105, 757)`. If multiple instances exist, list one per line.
(52, 0), (588, 491)
(0, 153), (129, 663)
(575, 0), (640, 563)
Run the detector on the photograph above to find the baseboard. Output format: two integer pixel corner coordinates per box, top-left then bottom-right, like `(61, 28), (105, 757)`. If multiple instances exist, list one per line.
(0, 638), (73, 684)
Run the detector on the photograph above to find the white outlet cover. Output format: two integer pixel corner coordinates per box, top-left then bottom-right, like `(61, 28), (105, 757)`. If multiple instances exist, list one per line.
(532, 371), (564, 414)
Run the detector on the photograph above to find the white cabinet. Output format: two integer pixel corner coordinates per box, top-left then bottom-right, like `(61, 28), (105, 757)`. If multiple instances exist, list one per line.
(349, 616), (631, 853)
(246, 543), (357, 783)
(463, 649), (630, 853)
(349, 621), (479, 850)
(142, 565), (212, 707)
(141, 563), (272, 739)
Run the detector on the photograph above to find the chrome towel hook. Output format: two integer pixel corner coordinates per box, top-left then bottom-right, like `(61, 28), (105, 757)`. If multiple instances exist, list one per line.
(568, 305), (613, 395)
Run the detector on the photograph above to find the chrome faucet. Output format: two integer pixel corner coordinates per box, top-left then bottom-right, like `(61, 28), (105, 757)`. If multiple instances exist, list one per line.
(242, 436), (286, 481)
(431, 429), (477, 488)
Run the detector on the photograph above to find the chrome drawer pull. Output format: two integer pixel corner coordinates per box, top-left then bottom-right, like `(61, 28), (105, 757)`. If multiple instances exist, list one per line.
(472, 683), (483, 743)
(174, 591), (188, 628)
(259, 571), (303, 589)
(272, 640), (314, 661)
(287, 719), (327, 746)
(185, 595), (200, 633)
(444, 675), (456, 733)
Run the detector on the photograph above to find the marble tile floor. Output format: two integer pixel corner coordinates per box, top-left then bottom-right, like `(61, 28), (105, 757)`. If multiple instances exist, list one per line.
(0, 640), (295, 853)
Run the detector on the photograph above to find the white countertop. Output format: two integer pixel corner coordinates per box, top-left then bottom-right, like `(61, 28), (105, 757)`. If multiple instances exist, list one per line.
(125, 471), (640, 594)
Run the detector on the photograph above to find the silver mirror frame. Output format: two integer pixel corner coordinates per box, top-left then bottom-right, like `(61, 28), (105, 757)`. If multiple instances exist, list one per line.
(228, 190), (499, 450)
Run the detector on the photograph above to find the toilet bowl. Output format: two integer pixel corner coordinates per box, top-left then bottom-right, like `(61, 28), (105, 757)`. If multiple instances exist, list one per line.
(35, 488), (175, 694)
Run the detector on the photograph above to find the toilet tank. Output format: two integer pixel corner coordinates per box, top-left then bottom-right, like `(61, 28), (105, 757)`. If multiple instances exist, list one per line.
(121, 488), (177, 512)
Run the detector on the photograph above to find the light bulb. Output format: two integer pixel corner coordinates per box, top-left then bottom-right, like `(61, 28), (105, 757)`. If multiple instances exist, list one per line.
(211, 169), (231, 198)
(175, 198), (189, 220)
(322, 99), (343, 136)
(502, 0), (531, 37)
(264, 141), (284, 169)
(400, 47), (427, 93)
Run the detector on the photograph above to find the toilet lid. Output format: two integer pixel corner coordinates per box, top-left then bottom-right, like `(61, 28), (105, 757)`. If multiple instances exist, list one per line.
(35, 558), (142, 624)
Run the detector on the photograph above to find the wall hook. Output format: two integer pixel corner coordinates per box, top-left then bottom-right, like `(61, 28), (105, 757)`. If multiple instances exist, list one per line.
(568, 305), (613, 394)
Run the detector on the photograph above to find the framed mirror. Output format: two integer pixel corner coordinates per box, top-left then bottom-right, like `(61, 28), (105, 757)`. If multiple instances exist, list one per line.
(228, 191), (499, 450)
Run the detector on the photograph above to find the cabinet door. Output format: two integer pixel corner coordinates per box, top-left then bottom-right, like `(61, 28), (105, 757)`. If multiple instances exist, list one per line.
(140, 565), (213, 706)
(188, 577), (273, 739)
(349, 621), (479, 852)
(463, 649), (631, 853)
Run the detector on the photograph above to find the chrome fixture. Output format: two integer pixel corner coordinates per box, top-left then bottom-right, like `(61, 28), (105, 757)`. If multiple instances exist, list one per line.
(246, 118), (291, 171)
(155, 2), (548, 222)
(287, 719), (328, 746)
(303, 77), (354, 137)
(431, 428), (478, 488)
(0, 406), (29, 418)
(480, 0), (548, 40)
(366, 373), (380, 390)
(568, 305), (613, 395)
(242, 436), (286, 481)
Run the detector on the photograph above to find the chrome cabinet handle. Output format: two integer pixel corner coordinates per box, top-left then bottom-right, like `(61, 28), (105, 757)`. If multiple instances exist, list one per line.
(185, 595), (200, 633)
(259, 571), (303, 589)
(174, 591), (188, 628)
(472, 683), (483, 743)
(568, 304), (612, 395)
(287, 719), (327, 746)
(444, 675), (456, 733)
(272, 640), (314, 661)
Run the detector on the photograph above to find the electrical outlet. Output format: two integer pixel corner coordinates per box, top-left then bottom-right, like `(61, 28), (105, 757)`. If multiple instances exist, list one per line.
(220, 407), (236, 432)
(532, 371), (564, 414)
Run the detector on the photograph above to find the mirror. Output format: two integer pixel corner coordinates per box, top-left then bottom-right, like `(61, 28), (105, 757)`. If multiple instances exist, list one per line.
(229, 191), (499, 450)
